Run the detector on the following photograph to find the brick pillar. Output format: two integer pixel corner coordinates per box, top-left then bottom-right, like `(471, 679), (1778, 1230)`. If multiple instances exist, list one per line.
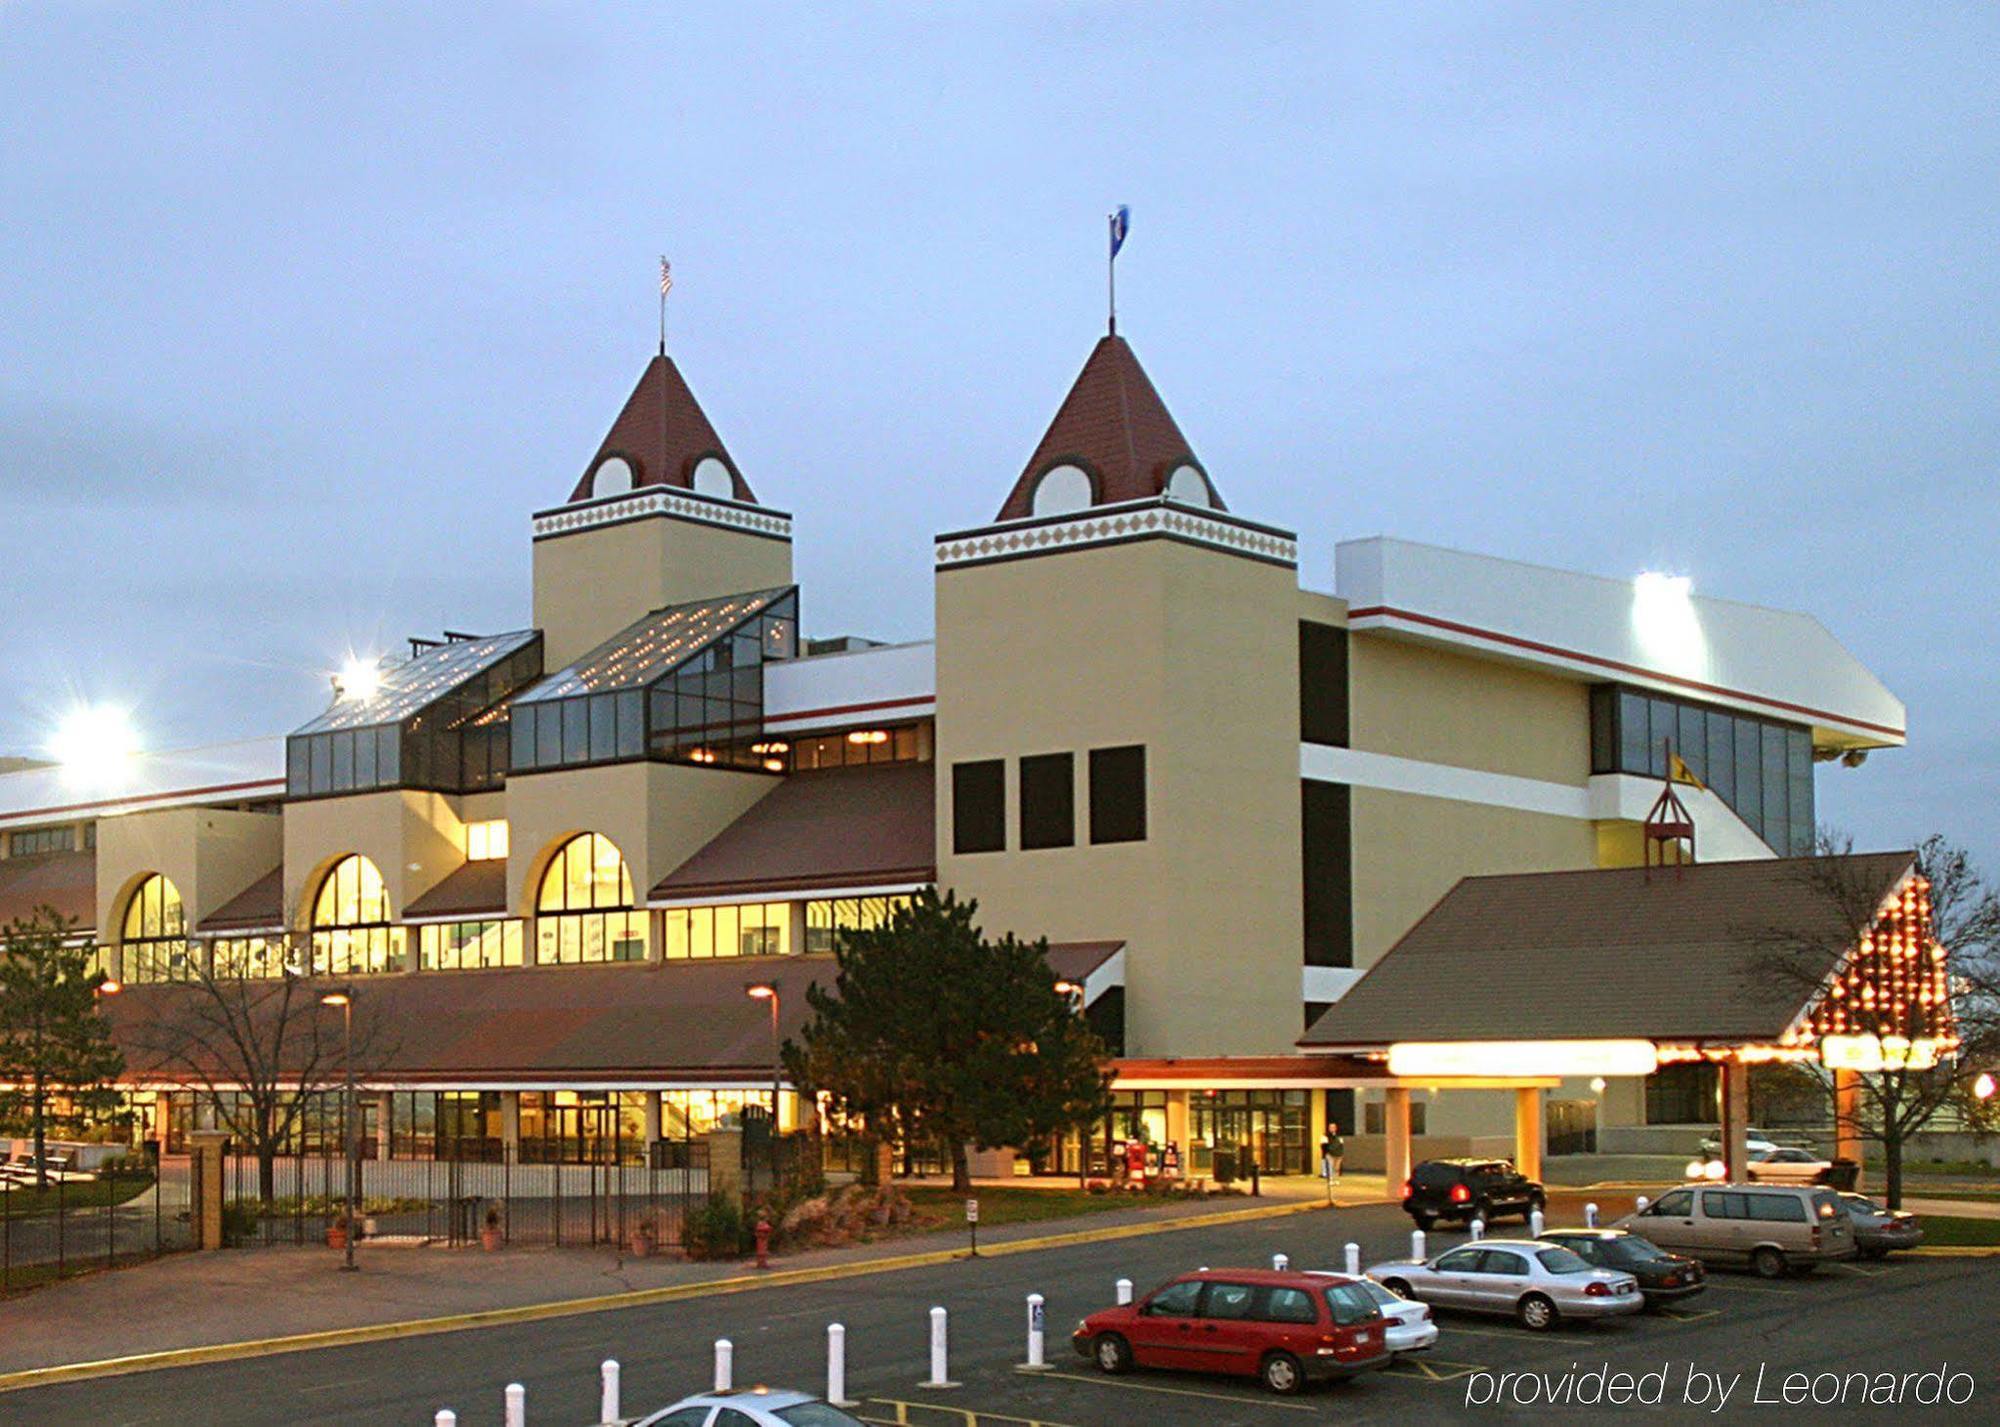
(189, 1130), (230, 1250)
(1833, 1069), (1864, 1189)
(1383, 1088), (1412, 1195)
(1513, 1087), (1545, 1183)
(706, 1127), (744, 1203)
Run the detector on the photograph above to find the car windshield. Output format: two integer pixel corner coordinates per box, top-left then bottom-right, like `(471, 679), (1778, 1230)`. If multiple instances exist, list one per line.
(776, 1406), (869, 1427)
(1323, 1282), (1381, 1326)
(1358, 1281), (1401, 1306)
(1841, 1195), (1882, 1213)
(1535, 1247), (1592, 1275)
(1601, 1238), (1669, 1265)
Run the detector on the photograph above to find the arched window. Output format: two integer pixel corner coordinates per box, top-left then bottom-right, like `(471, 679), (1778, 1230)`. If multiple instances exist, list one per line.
(1163, 462), (1214, 508)
(122, 873), (191, 983)
(1031, 463), (1094, 516)
(535, 833), (648, 965)
(311, 855), (403, 976)
(590, 455), (635, 497)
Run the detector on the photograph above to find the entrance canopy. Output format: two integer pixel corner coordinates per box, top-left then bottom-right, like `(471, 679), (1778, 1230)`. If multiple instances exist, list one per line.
(1301, 851), (1955, 1178)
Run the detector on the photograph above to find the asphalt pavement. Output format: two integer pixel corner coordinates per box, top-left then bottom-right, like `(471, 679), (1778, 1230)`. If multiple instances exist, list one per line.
(6, 1203), (1996, 1425)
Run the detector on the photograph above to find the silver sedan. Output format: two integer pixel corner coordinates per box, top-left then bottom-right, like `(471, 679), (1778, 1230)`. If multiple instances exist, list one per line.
(1368, 1239), (1644, 1331)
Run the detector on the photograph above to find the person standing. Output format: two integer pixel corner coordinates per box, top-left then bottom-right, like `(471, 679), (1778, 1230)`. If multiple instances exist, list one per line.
(1320, 1124), (1345, 1182)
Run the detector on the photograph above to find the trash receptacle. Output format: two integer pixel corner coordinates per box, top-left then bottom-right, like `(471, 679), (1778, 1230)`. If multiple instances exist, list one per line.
(452, 1195), (483, 1244)
(1824, 1158), (1860, 1190)
(1213, 1147), (1238, 1184)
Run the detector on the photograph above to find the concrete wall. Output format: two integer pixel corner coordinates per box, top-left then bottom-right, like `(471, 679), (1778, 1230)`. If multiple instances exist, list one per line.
(95, 806), (281, 939)
(282, 790), (463, 925)
(935, 536), (1302, 1058)
(532, 514), (793, 669)
(1349, 634), (1592, 784)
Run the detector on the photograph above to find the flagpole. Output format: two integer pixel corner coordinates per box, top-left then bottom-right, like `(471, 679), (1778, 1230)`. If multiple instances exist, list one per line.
(1107, 212), (1117, 337)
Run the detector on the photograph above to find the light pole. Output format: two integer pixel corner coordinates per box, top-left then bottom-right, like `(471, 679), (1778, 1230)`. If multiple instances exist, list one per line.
(320, 988), (357, 1272)
(1589, 1077), (1607, 1154)
(746, 983), (780, 1133)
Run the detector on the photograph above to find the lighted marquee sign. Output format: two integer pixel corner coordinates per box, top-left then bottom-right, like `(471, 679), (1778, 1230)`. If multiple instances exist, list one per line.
(1783, 873), (1960, 1071)
(1820, 1034), (1945, 1073)
(1386, 1039), (1660, 1080)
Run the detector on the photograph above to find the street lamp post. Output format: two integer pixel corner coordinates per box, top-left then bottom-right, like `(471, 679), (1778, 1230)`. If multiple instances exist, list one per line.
(746, 983), (780, 1133)
(320, 989), (357, 1272)
(1589, 1077), (1607, 1154)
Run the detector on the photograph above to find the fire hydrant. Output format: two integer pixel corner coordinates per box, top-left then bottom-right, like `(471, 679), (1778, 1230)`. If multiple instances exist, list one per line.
(754, 1217), (772, 1270)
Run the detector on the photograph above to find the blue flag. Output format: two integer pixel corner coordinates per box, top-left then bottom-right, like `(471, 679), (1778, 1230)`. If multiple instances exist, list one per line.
(1109, 205), (1130, 259)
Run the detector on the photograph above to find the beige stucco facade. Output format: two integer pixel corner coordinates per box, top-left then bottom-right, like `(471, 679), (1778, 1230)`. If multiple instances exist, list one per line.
(935, 537), (1303, 1058)
(531, 512), (793, 669)
(1348, 634), (1592, 784)
(94, 806), (281, 941)
(282, 789), (464, 926)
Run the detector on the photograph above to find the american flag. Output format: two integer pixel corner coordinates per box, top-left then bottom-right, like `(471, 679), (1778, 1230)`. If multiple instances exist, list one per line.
(659, 257), (673, 297)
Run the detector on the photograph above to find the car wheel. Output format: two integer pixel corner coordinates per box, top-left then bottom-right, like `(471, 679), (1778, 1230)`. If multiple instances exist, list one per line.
(1261, 1350), (1305, 1395)
(1413, 1213), (1436, 1232)
(1381, 1277), (1413, 1298)
(1093, 1333), (1132, 1375)
(1751, 1247), (1787, 1280)
(1516, 1293), (1557, 1331)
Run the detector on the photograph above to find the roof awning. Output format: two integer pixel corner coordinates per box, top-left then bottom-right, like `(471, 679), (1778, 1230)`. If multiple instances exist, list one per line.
(652, 762), (934, 902)
(196, 866), (284, 934)
(403, 860), (509, 923)
(0, 849), (96, 929)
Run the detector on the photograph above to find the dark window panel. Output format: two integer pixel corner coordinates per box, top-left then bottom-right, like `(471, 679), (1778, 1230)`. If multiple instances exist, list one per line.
(1018, 752), (1075, 850)
(1676, 703), (1706, 775)
(952, 760), (1006, 854)
(1705, 711), (1735, 805)
(379, 726), (401, 784)
(1088, 745), (1147, 845)
(1619, 691), (1650, 773)
(1589, 686), (1618, 775)
(355, 724), (377, 786)
(589, 694), (617, 761)
(1302, 780), (1353, 968)
(535, 703), (561, 767)
(1761, 721), (1788, 848)
(1787, 728), (1815, 855)
(1298, 622), (1349, 747)
(1734, 720), (1763, 840)
(310, 734), (332, 792)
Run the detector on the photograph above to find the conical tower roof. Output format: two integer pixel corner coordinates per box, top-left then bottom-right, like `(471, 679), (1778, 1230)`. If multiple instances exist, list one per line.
(996, 335), (1221, 521)
(569, 354), (757, 505)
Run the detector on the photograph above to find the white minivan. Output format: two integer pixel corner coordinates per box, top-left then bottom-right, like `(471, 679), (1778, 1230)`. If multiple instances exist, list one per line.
(1617, 1184), (1855, 1278)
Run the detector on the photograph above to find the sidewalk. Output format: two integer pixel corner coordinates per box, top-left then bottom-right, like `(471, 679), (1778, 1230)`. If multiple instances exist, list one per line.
(0, 1188), (1328, 1379)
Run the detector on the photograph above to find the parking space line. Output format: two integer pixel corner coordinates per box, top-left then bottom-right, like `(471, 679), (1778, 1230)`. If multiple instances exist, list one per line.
(1383, 1357), (1489, 1383)
(1703, 1280), (1797, 1295)
(1829, 1262), (1896, 1277)
(1026, 1369), (1317, 1413)
(864, 1399), (1082, 1427)
(1655, 1307), (1723, 1324)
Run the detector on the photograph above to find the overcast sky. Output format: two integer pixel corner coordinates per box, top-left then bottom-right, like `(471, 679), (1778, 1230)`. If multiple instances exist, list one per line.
(2, 3), (1995, 867)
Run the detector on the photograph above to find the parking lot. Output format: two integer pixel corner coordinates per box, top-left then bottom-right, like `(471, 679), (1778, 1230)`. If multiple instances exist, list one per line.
(4, 1201), (1993, 1424)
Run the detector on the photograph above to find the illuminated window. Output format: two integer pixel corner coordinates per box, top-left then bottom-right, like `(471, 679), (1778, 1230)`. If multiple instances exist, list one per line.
(122, 873), (193, 983)
(466, 820), (509, 861)
(664, 902), (792, 960)
(803, 895), (913, 954)
(788, 724), (922, 770)
(419, 919), (523, 970)
(212, 936), (287, 980)
(311, 855), (404, 975)
(534, 834), (648, 964)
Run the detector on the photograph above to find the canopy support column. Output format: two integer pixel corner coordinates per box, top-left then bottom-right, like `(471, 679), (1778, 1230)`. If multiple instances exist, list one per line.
(1720, 1058), (1750, 1182)
(1383, 1087), (1412, 1194)
(1833, 1069), (1863, 1188)
(1513, 1087), (1544, 1183)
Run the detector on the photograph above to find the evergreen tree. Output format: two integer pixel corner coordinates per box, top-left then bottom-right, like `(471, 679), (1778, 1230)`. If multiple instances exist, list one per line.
(786, 887), (1114, 1191)
(0, 907), (126, 1188)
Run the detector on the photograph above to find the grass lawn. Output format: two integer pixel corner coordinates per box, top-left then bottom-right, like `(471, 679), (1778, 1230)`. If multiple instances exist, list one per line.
(0, 1174), (154, 1218)
(903, 1184), (1230, 1230)
(1899, 1189), (2000, 1204)
(1911, 1215), (2000, 1247)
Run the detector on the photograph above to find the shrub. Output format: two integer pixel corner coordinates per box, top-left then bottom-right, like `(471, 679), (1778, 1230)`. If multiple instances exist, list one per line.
(220, 1200), (260, 1247)
(684, 1193), (748, 1260)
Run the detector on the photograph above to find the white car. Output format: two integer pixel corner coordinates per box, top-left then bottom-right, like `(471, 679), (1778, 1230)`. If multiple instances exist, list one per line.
(1698, 1128), (1781, 1159)
(1369, 1239), (1644, 1331)
(1745, 1147), (1834, 1185)
(1352, 1277), (1439, 1356)
(634, 1388), (867, 1427)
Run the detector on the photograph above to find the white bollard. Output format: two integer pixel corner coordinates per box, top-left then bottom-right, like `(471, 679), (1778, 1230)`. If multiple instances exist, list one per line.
(1636, 1195), (1650, 1216)
(1271, 1252), (1289, 1271)
(1344, 1242), (1361, 1276)
(923, 1305), (959, 1388)
(1116, 1277), (1133, 1306)
(827, 1323), (856, 1407)
(1470, 1217), (1485, 1241)
(714, 1337), (734, 1392)
(600, 1359), (620, 1425)
(1530, 1209), (1545, 1238)
(504, 1383), (525, 1427)
(436, 1413), (456, 1427)
(1023, 1293), (1048, 1370)
(1585, 1201), (1600, 1228)
(1411, 1228), (1426, 1260)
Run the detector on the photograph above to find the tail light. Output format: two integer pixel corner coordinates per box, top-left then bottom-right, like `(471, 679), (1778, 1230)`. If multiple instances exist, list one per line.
(1584, 1281), (1612, 1297)
(1809, 1225), (1822, 1249)
(1401, 1180), (1412, 1198)
(1450, 1184), (1471, 1204)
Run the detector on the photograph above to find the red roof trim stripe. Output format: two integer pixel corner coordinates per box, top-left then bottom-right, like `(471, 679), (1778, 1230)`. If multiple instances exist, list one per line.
(1347, 605), (1905, 740)
(0, 777), (285, 825)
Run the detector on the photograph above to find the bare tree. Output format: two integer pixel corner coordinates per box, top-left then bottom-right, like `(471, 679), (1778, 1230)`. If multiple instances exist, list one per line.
(123, 933), (391, 1204)
(1748, 832), (2000, 1207)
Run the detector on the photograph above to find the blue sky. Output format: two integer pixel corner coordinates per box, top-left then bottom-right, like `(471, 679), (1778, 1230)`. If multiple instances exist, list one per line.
(2, 3), (1995, 866)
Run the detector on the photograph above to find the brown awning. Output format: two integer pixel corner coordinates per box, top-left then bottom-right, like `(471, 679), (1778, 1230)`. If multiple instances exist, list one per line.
(403, 860), (509, 921)
(652, 762), (934, 901)
(1046, 940), (1124, 983)
(107, 955), (838, 1084)
(1300, 852), (1917, 1050)
(0, 850), (96, 930)
(197, 866), (283, 933)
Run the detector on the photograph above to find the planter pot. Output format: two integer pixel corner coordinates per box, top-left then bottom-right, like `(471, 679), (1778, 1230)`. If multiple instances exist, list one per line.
(480, 1227), (504, 1252)
(326, 1227), (348, 1251)
(630, 1229), (658, 1258)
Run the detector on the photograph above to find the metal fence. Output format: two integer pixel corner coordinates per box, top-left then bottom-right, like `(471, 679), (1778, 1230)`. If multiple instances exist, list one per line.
(221, 1142), (713, 1251)
(0, 1155), (194, 1297)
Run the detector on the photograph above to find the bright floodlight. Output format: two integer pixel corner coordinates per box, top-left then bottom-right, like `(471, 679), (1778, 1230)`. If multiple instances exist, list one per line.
(50, 704), (139, 783)
(337, 656), (382, 703)
(1631, 571), (1706, 679)
(1977, 1072), (1997, 1101)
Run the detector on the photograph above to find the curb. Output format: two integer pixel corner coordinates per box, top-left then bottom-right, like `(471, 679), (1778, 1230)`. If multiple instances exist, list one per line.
(0, 1197), (1325, 1395)
(1906, 1244), (2000, 1258)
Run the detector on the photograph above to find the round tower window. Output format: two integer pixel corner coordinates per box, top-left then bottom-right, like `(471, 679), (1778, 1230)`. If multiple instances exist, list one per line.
(1164, 463), (1213, 508)
(1031, 464), (1093, 516)
(590, 456), (635, 498)
(691, 456), (734, 499)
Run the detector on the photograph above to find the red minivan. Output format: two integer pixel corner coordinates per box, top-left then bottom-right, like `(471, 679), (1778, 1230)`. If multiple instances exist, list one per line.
(1071, 1268), (1391, 1395)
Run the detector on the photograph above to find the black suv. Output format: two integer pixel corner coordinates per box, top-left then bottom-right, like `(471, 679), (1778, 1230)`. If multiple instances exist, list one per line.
(1401, 1158), (1544, 1230)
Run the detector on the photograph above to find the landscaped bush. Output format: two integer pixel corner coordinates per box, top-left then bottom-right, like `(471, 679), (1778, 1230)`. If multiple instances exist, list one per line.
(684, 1193), (749, 1260)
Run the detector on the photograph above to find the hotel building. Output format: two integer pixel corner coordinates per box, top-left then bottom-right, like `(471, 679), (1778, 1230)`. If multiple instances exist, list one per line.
(0, 328), (1907, 1174)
